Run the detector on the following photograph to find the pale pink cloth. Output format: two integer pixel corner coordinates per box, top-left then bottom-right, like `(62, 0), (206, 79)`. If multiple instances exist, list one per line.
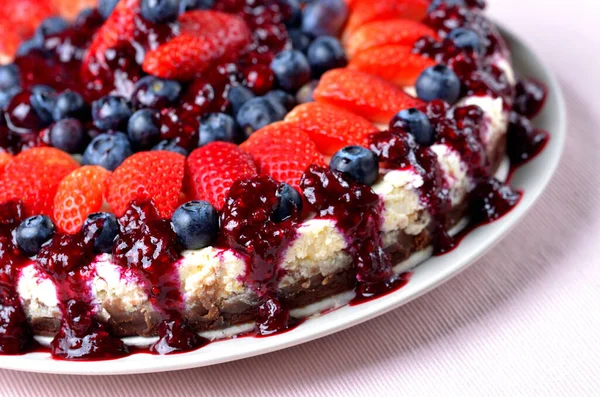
(2, 0), (599, 395)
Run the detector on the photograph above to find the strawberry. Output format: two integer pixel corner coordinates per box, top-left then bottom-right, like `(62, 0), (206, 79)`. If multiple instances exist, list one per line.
(240, 122), (325, 188)
(143, 11), (252, 81)
(313, 69), (425, 124)
(344, 0), (430, 36)
(0, 0), (57, 44)
(0, 153), (12, 177)
(53, 166), (111, 234)
(185, 142), (258, 209)
(106, 151), (185, 218)
(52, 0), (97, 20)
(285, 102), (377, 156)
(348, 45), (436, 87)
(82, 0), (140, 72)
(0, 148), (79, 217)
(0, 25), (21, 63)
(345, 19), (437, 57)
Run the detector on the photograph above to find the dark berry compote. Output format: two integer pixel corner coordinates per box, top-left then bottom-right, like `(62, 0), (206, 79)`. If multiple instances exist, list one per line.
(220, 176), (301, 335)
(113, 200), (207, 354)
(0, 202), (34, 355)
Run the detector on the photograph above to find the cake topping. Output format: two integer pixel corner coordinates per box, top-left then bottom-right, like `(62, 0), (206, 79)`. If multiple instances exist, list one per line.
(0, 0), (552, 360)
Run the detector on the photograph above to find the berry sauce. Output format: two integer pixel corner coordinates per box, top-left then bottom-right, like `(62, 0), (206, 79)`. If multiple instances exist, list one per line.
(415, 3), (514, 108)
(219, 176), (300, 335)
(113, 201), (207, 354)
(0, 202), (34, 355)
(300, 166), (404, 301)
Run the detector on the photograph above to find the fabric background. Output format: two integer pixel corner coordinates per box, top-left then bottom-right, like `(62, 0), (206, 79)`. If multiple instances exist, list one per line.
(1, 0), (599, 395)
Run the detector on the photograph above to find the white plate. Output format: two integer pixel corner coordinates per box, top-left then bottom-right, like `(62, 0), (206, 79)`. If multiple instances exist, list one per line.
(0, 25), (566, 375)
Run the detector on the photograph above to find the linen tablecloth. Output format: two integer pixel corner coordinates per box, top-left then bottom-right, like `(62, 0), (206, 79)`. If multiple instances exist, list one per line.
(1, 0), (599, 395)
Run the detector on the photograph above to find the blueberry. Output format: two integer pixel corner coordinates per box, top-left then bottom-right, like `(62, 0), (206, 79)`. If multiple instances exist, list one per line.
(429, 0), (465, 12)
(152, 139), (189, 156)
(270, 50), (312, 92)
(283, 0), (302, 28)
(37, 17), (69, 38)
(82, 132), (133, 171)
(171, 201), (219, 250)
(132, 76), (181, 109)
(199, 113), (242, 146)
(391, 108), (434, 146)
(0, 64), (20, 91)
(98, 0), (120, 19)
(288, 29), (313, 53)
(296, 80), (318, 104)
(15, 215), (55, 256)
(0, 87), (21, 110)
(236, 97), (286, 137)
(179, 0), (214, 13)
(448, 28), (483, 55)
(50, 118), (85, 153)
(75, 8), (96, 26)
(265, 90), (296, 112)
(141, 0), (180, 24)
(92, 95), (132, 131)
(30, 85), (57, 124)
(83, 212), (119, 253)
(415, 64), (461, 104)
(127, 109), (161, 149)
(16, 36), (45, 57)
(227, 85), (255, 116)
(330, 146), (379, 186)
(52, 90), (86, 121)
(302, 0), (348, 37)
(307, 36), (347, 77)
(272, 183), (303, 223)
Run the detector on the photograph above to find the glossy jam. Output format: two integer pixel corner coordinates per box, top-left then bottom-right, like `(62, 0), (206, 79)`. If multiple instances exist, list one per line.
(113, 200), (206, 354)
(0, 202), (34, 355)
(220, 176), (300, 335)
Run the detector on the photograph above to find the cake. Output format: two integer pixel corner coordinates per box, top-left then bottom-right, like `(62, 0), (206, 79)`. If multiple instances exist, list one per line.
(0, 0), (550, 360)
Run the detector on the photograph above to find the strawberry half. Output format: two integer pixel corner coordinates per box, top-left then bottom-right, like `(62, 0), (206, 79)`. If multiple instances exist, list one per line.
(285, 102), (377, 156)
(185, 142), (258, 209)
(344, 0), (430, 36)
(240, 122), (325, 188)
(0, 153), (12, 177)
(143, 11), (252, 81)
(313, 68), (425, 124)
(54, 166), (111, 234)
(345, 19), (437, 57)
(0, 148), (79, 217)
(82, 0), (140, 73)
(349, 45), (436, 87)
(106, 151), (185, 218)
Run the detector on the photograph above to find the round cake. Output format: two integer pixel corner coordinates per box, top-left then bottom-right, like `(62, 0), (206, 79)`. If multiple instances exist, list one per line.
(0, 0), (549, 360)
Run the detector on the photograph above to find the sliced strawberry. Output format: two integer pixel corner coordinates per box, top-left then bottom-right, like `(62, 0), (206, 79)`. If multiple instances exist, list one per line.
(0, 153), (12, 177)
(345, 19), (437, 57)
(313, 69), (425, 124)
(143, 11), (252, 81)
(53, 0), (98, 20)
(0, 148), (79, 217)
(348, 45), (436, 87)
(82, 0), (140, 72)
(106, 151), (185, 218)
(285, 102), (377, 156)
(344, 0), (430, 36)
(240, 122), (325, 188)
(53, 166), (111, 234)
(185, 142), (258, 209)
(0, 0), (57, 44)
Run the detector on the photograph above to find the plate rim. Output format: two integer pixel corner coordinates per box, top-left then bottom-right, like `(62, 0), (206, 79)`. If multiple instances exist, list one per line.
(0, 24), (567, 375)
